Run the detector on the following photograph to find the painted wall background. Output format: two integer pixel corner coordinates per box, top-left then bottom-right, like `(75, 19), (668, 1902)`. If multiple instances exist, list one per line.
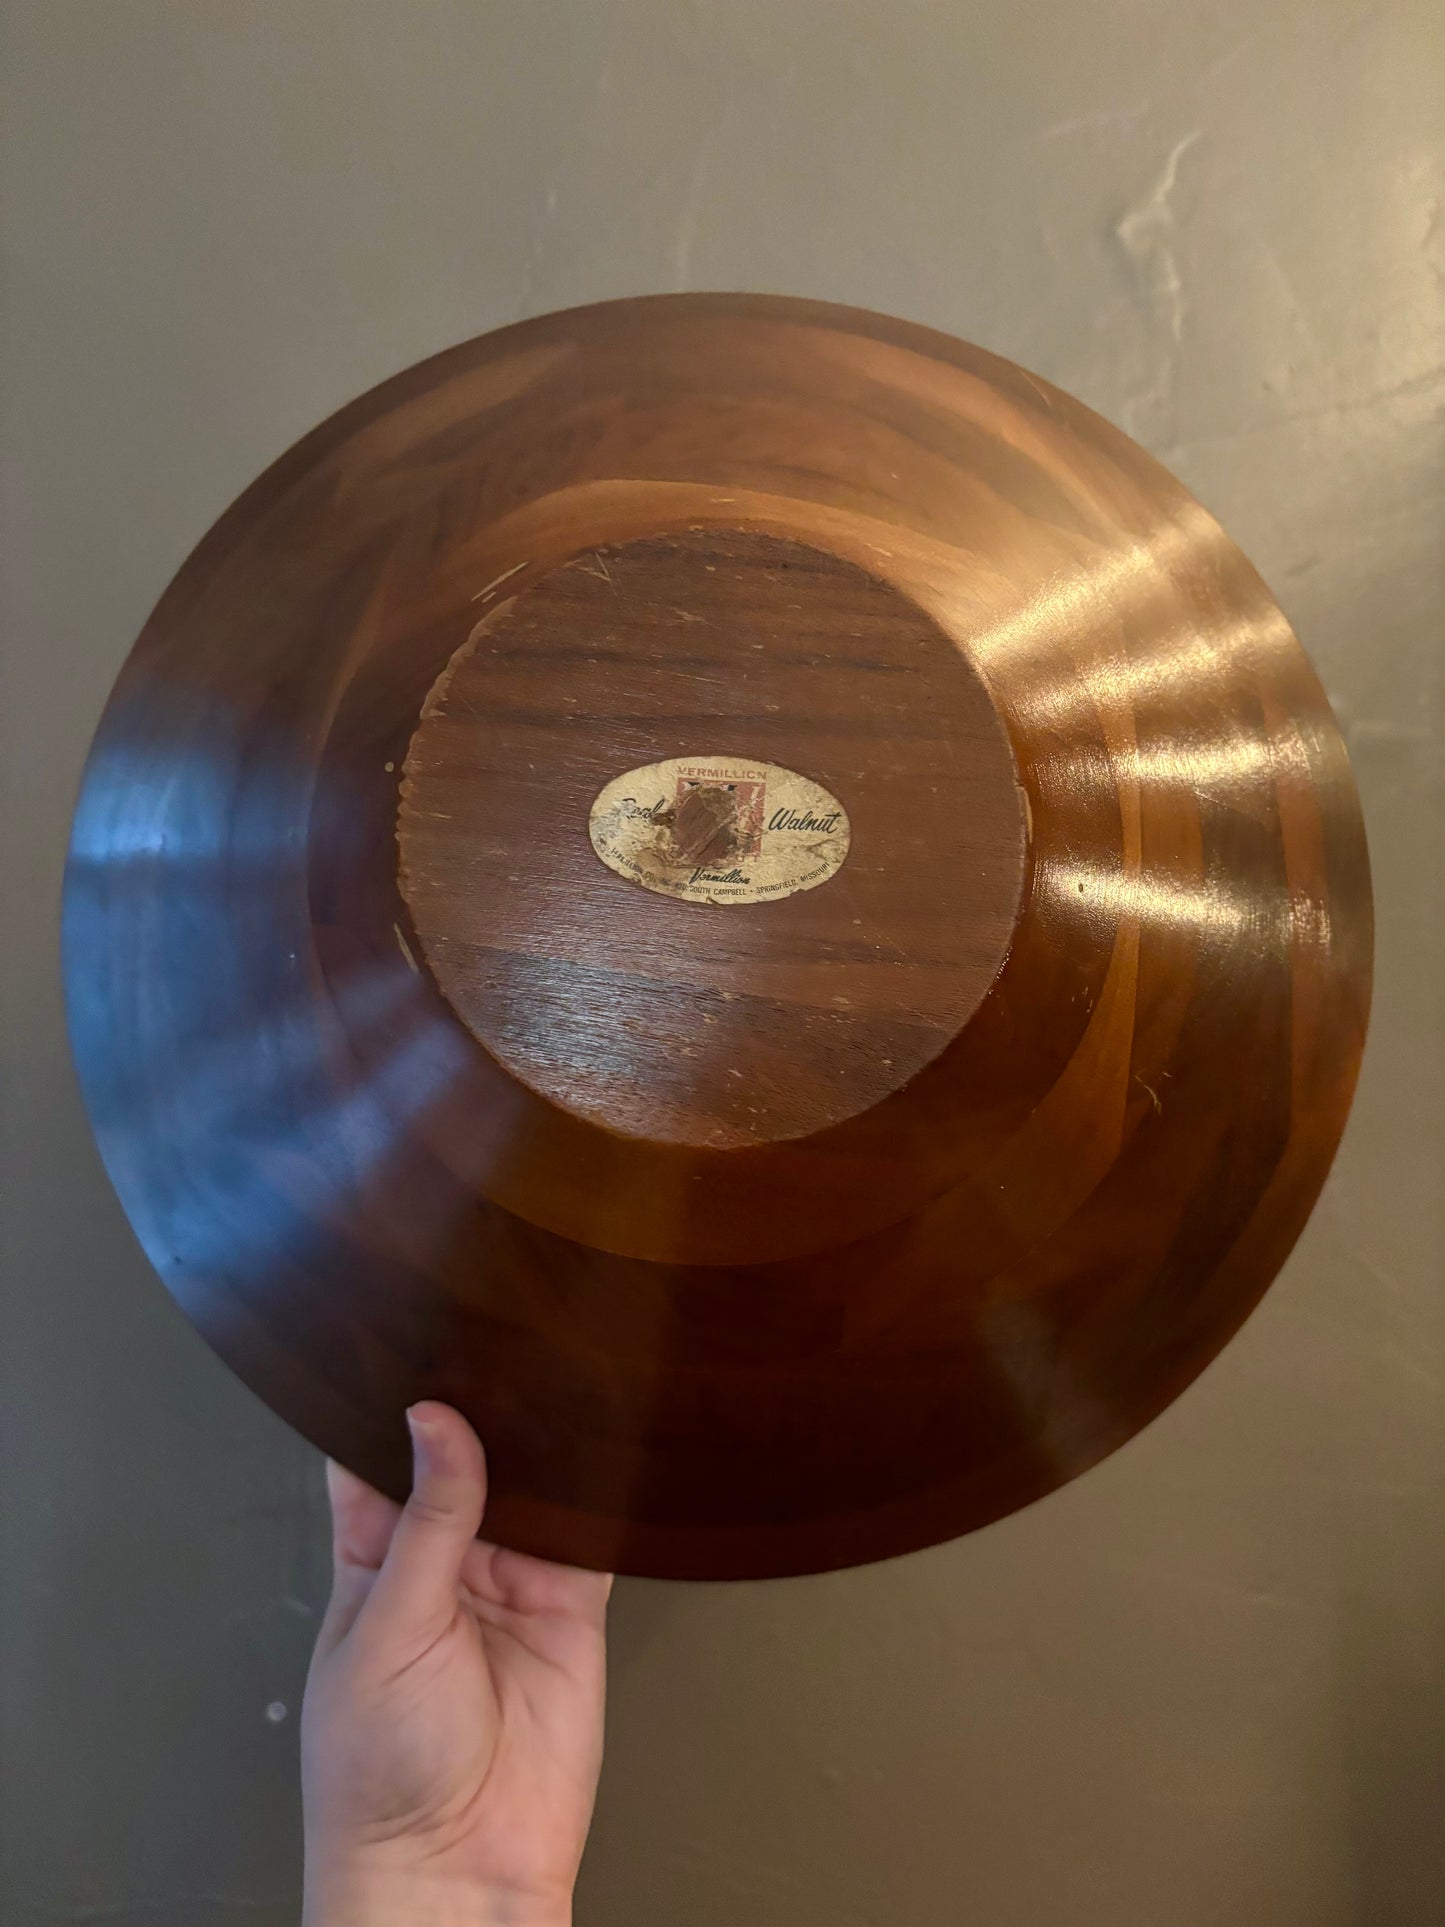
(2, 4), (1440, 1922)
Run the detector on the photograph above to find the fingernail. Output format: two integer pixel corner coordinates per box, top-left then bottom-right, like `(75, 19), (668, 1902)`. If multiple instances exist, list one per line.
(406, 1404), (437, 1480)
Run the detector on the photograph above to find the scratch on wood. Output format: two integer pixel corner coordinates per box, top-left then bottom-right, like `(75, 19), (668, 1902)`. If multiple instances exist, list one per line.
(394, 924), (421, 974)
(471, 560), (526, 602)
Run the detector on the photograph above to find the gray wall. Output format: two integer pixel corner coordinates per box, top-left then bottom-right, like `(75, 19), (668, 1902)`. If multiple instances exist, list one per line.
(2, 4), (1441, 1923)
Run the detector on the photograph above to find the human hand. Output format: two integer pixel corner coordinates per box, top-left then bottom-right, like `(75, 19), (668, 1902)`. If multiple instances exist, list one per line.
(301, 1403), (611, 1927)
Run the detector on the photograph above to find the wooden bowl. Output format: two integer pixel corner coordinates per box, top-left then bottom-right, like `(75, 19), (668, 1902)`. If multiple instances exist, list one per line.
(63, 294), (1372, 1577)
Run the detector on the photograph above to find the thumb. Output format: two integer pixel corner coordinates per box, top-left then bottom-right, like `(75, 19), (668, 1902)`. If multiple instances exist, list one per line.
(359, 1403), (487, 1644)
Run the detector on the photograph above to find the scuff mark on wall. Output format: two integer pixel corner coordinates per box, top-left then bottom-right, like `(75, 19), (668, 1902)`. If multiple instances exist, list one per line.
(1116, 130), (1200, 343)
(1114, 131), (1201, 436)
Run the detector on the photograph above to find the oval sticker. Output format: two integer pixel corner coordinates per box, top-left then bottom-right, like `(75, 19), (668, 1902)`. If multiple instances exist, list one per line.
(589, 755), (851, 906)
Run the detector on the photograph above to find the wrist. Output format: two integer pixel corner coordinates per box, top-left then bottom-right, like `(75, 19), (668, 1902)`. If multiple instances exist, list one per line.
(303, 1862), (571, 1927)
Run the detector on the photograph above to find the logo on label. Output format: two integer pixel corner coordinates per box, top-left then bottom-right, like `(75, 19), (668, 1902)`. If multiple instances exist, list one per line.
(589, 755), (850, 905)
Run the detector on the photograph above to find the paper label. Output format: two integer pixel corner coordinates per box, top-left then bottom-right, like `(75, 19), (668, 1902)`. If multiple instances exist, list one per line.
(588, 755), (851, 906)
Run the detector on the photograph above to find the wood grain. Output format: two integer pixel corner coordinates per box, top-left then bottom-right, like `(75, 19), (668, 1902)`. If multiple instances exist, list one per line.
(62, 293), (1372, 1578)
(397, 529), (1026, 1152)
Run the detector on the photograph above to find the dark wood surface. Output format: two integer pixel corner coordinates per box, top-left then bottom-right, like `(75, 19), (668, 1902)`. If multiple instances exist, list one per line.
(62, 293), (1372, 1578)
(397, 529), (1026, 1157)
